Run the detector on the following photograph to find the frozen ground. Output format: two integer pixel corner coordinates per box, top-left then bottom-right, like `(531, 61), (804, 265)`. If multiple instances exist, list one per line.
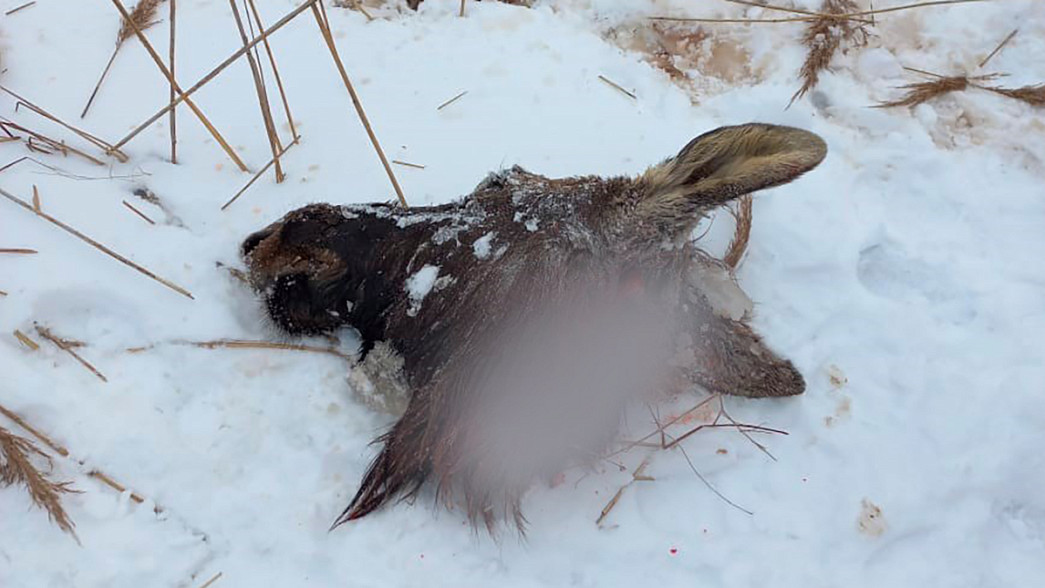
(1, 0), (1044, 586)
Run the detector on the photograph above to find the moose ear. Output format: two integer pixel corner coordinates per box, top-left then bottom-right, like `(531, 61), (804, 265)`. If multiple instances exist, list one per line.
(637, 123), (826, 237)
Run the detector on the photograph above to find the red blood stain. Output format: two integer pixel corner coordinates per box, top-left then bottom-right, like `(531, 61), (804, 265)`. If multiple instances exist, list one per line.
(669, 547), (678, 556)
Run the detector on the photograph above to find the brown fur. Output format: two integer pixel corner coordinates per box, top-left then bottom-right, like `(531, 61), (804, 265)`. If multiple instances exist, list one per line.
(242, 123), (826, 531)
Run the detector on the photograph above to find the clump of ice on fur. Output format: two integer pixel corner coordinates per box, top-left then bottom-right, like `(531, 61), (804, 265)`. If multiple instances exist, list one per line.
(473, 232), (495, 259)
(406, 265), (440, 317)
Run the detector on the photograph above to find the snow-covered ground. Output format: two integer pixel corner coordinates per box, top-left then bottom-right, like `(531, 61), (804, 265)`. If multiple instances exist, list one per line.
(2, 1), (1044, 586)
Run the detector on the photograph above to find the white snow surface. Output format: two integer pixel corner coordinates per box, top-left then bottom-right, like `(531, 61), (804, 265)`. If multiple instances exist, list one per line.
(405, 264), (439, 316)
(1, 1), (1044, 587)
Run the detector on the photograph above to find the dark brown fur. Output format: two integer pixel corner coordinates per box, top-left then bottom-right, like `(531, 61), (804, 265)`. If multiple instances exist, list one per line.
(242, 123), (826, 530)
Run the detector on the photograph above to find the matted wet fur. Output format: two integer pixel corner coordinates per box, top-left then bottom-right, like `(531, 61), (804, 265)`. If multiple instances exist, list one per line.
(242, 123), (826, 531)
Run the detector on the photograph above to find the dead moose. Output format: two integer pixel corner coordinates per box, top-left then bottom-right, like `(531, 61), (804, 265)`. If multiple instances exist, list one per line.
(242, 123), (826, 531)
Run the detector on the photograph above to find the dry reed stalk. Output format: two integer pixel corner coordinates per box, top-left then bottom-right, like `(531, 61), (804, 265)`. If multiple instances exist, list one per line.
(5, 1), (36, 15)
(598, 75), (638, 100)
(0, 404), (69, 457)
(790, 0), (867, 105)
(979, 28), (1018, 68)
(312, 0), (409, 208)
(126, 337), (356, 362)
(596, 456), (652, 526)
(436, 90), (469, 110)
(0, 290), (6, 296)
(0, 424), (79, 539)
(876, 74), (970, 107)
(247, 0), (299, 140)
(110, 0), (318, 154)
(13, 329), (40, 350)
(221, 136), (300, 210)
(0, 248), (37, 254)
(0, 119), (107, 166)
(392, 159), (425, 169)
(82, 0), (165, 118)
(197, 572), (224, 588)
(87, 470), (153, 507)
(722, 0), (871, 23)
(169, 0), (177, 163)
(648, 15), (815, 23)
(110, 0), (250, 173)
(230, 0), (286, 183)
(0, 186), (195, 299)
(36, 325), (108, 383)
(122, 200), (157, 224)
(723, 194), (753, 270)
(0, 85), (122, 155)
(32, 185), (41, 212)
(460, 0), (466, 17)
(843, 0), (985, 18)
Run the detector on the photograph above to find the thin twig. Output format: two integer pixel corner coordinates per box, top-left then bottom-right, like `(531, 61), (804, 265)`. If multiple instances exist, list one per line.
(247, 0), (299, 140)
(598, 75), (637, 100)
(82, 0), (165, 119)
(312, 0), (408, 208)
(5, 1), (36, 16)
(596, 456), (652, 526)
(197, 572), (224, 588)
(230, 0), (285, 182)
(221, 137), (300, 210)
(460, 0), (466, 17)
(122, 200), (157, 225)
(109, 0), (318, 153)
(722, 0), (871, 23)
(32, 185), (41, 212)
(36, 325), (108, 383)
(0, 403), (69, 457)
(392, 159), (425, 169)
(0, 116), (108, 166)
(0, 248), (37, 254)
(87, 470), (152, 507)
(669, 432), (753, 515)
(0, 186), (195, 299)
(436, 90), (469, 111)
(110, 0), (250, 172)
(979, 28), (1018, 68)
(126, 338), (356, 362)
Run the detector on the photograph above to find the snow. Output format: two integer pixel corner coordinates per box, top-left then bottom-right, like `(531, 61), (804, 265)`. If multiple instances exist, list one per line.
(405, 264), (439, 316)
(472, 231), (495, 259)
(1, 0), (1044, 587)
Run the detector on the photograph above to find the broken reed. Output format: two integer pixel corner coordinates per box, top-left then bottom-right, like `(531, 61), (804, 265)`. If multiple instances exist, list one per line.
(791, 0), (867, 105)
(878, 70), (1045, 109)
(0, 424), (79, 539)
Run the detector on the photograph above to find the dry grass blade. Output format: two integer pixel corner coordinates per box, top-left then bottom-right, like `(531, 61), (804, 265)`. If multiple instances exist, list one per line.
(790, 0), (867, 105)
(247, 0), (299, 140)
(0, 425), (79, 539)
(876, 75), (969, 107)
(0, 248), (37, 254)
(197, 572), (224, 588)
(392, 159), (425, 169)
(0, 290), (6, 297)
(169, 0), (178, 163)
(1, 86), (128, 162)
(0, 118), (107, 166)
(5, 2), (37, 16)
(0, 186), (195, 299)
(83, 0), (165, 118)
(722, 0), (871, 22)
(88, 470), (154, 508)
(312, 0), (408, 208)
(598, 75), (637, 100)
(13, 329), (40, 350)
(122, 200), (157, 224)
(596, 456), (652, 526)
(979, 28), (1018, 68)
(987, 84), (1045, 107)
(36, 325), (108, 383)
(724, 194), (753, 270)
(437, 90), (469, 111)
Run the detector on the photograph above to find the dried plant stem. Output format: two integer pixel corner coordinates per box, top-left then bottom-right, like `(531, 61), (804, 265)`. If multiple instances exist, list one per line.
(0, 118), (106, 166)
(312, 0), (408, 208)
(122, 200), (157, 224)
(110, 0), (249, 172)
(0, 403), (69, 457)
(722, 0), (871, 23)
(88, 470), (153, 507)
(230, 0), (285, 182)
(596, 456), (652, 526)
(0, 186), (195, 299)
(979, 28), (1018, 68)
(222, 137), (300, 210)
(0, 248), (37, 254)
(82, 48), (121, 119)
(36, 325), (108, 383)
(127, 337), (356, 362)
(110, 0), (318, 154)
(169, 0), (178, 163)
(2, 86), (127, 162)
(247, 0), (299, 140)
(197, 572), (224, 588)
(82, 0), (165, 119)
(5, 1), (36, 15)
(13, 329), (40, 350)
(598, 75), (637, 100)
(460, 0), (466, 17)
(392, 159), (425, 169)
(436, 90), (469, 110)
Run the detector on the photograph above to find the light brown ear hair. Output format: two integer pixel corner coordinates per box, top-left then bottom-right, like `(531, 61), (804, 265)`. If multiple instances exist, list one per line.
(636, 123), (827, 240)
